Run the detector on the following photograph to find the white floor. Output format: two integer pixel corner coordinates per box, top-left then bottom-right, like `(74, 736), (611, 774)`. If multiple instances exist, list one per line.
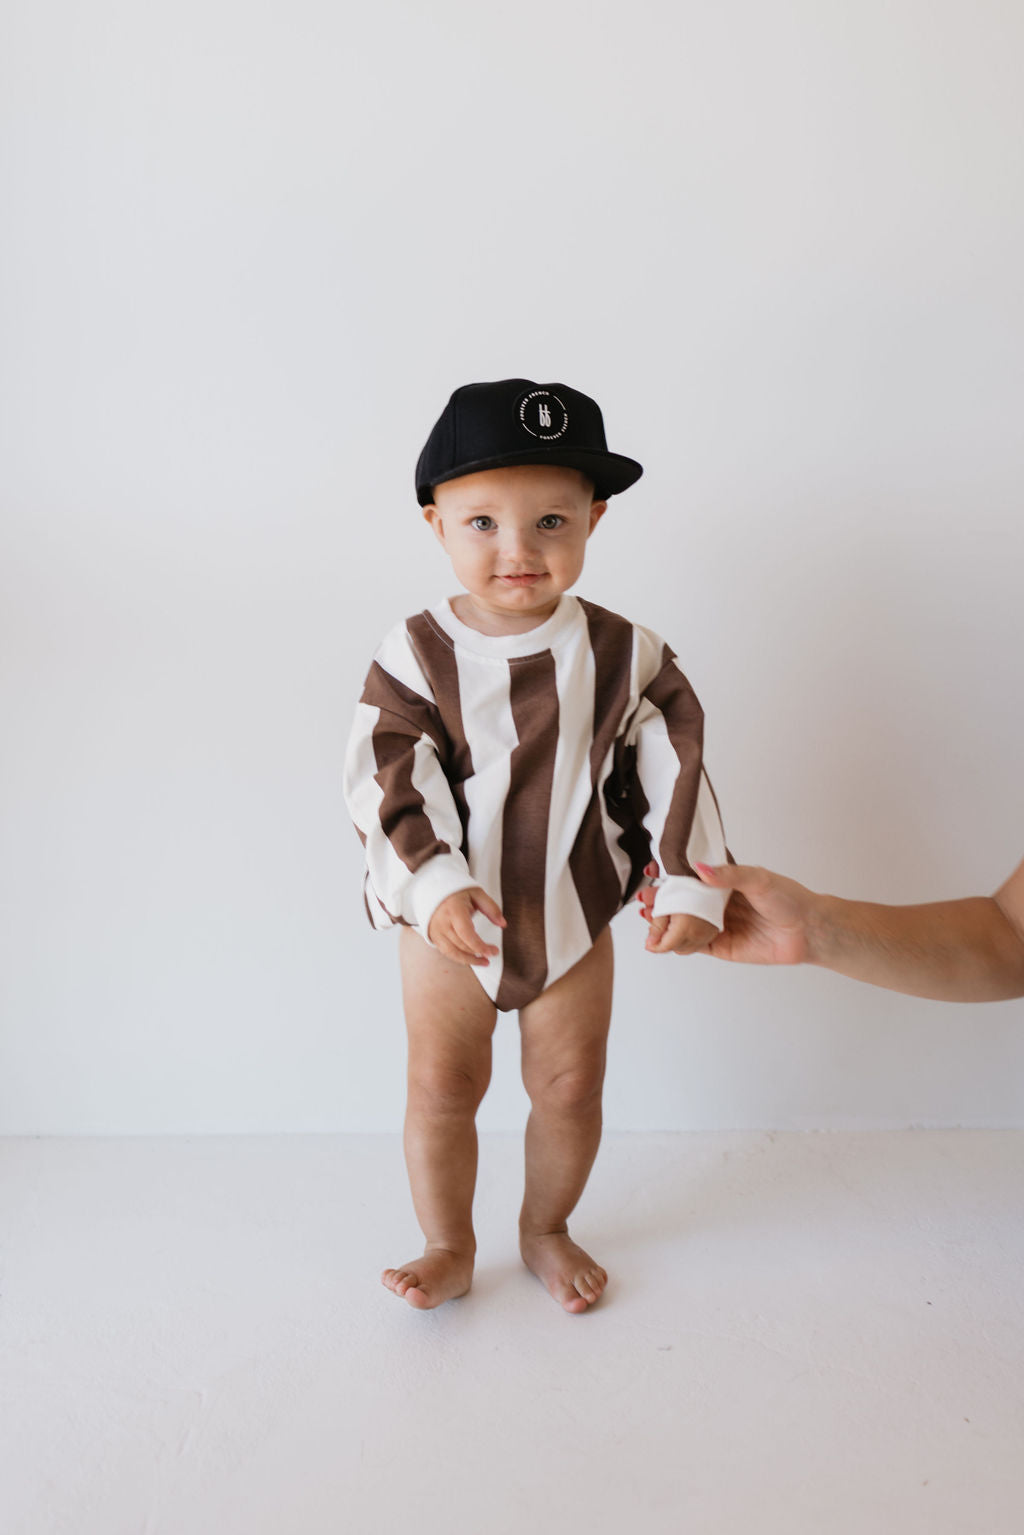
(3, 1131), (1024, 1535)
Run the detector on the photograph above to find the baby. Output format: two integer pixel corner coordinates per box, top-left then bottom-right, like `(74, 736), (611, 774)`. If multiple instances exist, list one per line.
(344, 378), (728, 1312)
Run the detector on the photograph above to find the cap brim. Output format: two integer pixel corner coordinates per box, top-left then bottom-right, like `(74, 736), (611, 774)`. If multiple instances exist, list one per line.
(417, 449), (643, 505)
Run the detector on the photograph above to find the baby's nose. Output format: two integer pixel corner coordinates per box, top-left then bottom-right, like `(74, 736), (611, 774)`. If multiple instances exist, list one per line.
(501, 528), (538, 563)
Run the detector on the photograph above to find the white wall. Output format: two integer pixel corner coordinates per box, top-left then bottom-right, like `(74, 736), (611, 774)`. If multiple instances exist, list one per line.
(2, 0), (1022, 1134)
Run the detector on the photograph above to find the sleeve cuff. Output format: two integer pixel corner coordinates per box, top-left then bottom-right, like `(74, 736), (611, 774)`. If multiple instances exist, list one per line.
(407, 853), (480, 938)
(651, 876), (728, 931)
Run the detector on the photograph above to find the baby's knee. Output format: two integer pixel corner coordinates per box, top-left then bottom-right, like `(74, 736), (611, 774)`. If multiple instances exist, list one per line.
(409, 1060), (489, 1117)
(525, 1062), (605, 1116)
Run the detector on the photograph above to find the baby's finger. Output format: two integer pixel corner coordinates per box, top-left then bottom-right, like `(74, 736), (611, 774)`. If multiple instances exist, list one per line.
(451, 908), (498, 958)
(436, 929), (490, 967)
(470, 891), (507, 929)
(644, 916), (671, 953)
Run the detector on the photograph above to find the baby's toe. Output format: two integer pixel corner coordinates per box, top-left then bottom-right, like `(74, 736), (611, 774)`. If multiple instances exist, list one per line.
(382, 1266), (415, 1295)
(578, 1267), (607, 1303)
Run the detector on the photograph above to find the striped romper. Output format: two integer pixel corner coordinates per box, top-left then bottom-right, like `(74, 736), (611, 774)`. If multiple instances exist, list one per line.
(343, 594), (728, 1012)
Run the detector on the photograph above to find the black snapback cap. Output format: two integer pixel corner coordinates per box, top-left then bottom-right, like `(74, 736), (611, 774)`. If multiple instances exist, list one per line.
(415, 378), (643, 506)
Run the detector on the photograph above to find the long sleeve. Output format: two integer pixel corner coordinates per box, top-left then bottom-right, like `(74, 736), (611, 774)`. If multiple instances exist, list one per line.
(343, 651), (478, 937)
(631, 644), (729, 930)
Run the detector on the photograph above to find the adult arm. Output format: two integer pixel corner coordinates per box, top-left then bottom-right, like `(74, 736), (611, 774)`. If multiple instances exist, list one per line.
(682, 858), (1024, 1002)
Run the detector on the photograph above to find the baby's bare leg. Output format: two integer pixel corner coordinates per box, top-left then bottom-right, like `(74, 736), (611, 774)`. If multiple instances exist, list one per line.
(383, 928), (497, 1310)
(518, 926), (613, 1313)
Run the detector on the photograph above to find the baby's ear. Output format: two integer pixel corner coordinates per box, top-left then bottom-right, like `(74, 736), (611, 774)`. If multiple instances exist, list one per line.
(423, 505), (446, 544)
(588, 501), (608, 535)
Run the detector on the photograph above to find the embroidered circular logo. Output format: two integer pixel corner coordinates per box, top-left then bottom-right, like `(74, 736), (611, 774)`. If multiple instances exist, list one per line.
(516, 389), (569, 440)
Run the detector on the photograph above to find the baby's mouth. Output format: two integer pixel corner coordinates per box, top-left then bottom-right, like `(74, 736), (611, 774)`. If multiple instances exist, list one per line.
(498, 573), (543, 586)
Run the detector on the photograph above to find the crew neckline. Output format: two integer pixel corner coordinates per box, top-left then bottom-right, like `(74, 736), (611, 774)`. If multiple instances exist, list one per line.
(427, 595), (581, 658)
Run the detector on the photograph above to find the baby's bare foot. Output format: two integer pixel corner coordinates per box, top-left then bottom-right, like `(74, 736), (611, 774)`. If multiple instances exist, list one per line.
(381, 1246), (474, 1310)
(519, 1230), (608, 1313)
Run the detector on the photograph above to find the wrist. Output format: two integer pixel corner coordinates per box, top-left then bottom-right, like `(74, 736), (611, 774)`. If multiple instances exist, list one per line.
(408, 855), (477, 936)
(803, 890), (843, 968)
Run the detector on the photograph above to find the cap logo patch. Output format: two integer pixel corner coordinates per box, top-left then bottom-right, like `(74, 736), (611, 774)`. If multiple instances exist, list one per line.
(517, 389), (569, 441)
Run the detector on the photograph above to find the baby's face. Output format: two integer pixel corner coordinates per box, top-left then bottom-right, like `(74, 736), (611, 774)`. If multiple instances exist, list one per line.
(424, 464), (605, 635)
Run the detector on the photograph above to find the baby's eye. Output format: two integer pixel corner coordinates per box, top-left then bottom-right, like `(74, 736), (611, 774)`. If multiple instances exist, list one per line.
(470, 515), (495, 531)
(537, 514), (564, 531)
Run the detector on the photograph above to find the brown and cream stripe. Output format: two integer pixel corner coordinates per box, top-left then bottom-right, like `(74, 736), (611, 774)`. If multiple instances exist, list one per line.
(344, 595), (728, 1010)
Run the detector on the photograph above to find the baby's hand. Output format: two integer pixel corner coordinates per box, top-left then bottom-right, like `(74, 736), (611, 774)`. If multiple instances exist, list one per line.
(644, 911), (718, 957)
(427, 888), (506, 967)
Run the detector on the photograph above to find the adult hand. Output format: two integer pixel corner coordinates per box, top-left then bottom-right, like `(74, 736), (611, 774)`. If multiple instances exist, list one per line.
(638, 857), (1024, 1001)
(427, 888), (506, 967)
(638, 861), (812, 966)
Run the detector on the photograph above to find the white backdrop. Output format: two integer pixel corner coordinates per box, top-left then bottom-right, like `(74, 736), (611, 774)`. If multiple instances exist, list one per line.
(2, 0), (1022, 1134)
